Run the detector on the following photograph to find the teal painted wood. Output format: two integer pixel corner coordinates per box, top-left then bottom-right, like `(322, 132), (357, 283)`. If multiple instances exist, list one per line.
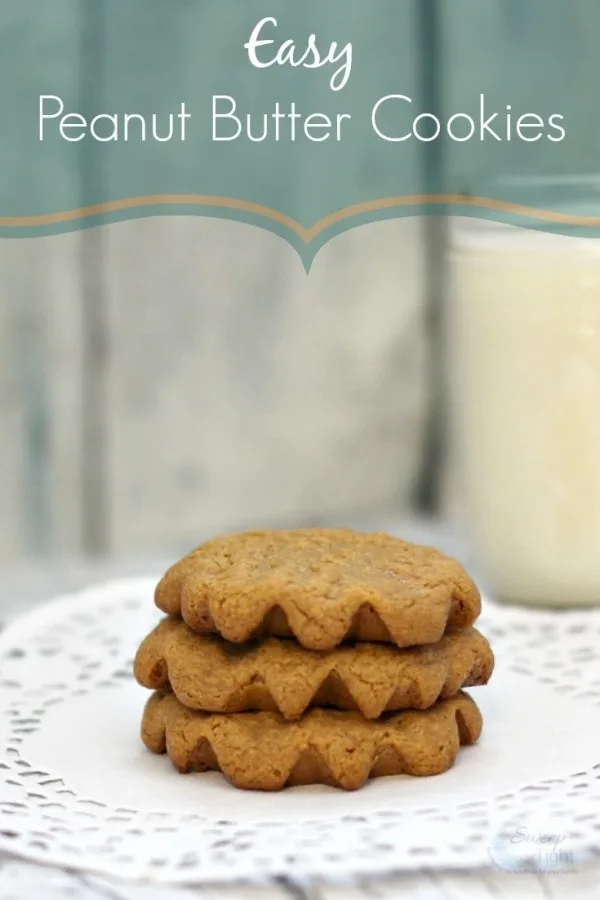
(16, 1), (599, 555)
(94, 0), (426, 228)
(439, 0), (600, 191)
(0, 0), (85, 214)
(0, 1), (85, 556)
(93, 1), (431, 552)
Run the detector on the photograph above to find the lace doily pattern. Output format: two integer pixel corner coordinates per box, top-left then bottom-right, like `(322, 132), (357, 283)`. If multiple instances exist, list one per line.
(1, 579), (599, 883)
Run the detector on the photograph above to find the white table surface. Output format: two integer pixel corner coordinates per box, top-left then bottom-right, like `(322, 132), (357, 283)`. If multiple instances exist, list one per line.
(1, 519), (599, 900)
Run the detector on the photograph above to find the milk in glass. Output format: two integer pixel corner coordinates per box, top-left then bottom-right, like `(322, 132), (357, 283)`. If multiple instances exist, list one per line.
(449, 217), (600, 607)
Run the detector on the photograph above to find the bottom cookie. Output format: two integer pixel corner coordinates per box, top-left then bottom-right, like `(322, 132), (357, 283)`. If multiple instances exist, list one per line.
(141, 690), (482, 791)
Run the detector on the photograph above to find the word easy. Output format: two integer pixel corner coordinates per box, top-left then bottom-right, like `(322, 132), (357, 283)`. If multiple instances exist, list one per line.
(244, 16), (352, 91)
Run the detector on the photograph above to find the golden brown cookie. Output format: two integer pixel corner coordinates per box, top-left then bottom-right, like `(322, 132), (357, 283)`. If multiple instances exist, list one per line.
(154, 528), (481, 650)
(141, 690), (483, 791)
(134, 618), (494, 720)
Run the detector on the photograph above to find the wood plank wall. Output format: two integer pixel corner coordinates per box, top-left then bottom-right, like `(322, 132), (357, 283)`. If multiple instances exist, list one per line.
(0, 1), (430, 560)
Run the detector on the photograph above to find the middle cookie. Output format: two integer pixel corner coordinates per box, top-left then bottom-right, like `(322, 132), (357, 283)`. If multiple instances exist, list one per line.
(134, 618), (494, 720)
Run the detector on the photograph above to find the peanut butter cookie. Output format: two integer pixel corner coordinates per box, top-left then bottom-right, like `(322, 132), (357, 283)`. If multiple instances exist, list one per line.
(154, 529), (481, 650)
(135, 618), (493, 719)
(141, 690), (483, 791)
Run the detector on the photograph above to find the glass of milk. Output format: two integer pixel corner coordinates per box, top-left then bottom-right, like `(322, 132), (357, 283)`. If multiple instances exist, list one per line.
(448, 178), (600, 607)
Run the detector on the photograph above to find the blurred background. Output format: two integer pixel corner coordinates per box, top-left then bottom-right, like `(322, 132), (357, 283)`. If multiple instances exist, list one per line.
(1, 0), (598, 570)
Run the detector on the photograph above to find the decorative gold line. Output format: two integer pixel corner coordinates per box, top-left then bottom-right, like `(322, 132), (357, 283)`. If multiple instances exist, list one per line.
(0, 196), (303, 236)
(2, 194), (600, 241)
(312, 194), (600, 238)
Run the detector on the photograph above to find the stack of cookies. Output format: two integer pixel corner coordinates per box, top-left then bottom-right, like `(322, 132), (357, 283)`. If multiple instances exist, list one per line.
(134, 528), (494, 791)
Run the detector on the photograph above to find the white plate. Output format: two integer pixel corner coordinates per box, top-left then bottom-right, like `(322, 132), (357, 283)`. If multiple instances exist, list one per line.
(1, 579), (599, 883)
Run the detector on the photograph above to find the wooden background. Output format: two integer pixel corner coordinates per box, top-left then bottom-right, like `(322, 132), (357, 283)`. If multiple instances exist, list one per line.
(0, 0), (594, 561)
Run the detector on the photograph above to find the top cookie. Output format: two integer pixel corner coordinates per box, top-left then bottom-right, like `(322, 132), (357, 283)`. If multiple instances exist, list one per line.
(155, 528), (481, 650)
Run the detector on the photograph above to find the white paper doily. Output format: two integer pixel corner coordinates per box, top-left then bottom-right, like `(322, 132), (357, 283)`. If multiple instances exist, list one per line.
(1, 578), (600, 884)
